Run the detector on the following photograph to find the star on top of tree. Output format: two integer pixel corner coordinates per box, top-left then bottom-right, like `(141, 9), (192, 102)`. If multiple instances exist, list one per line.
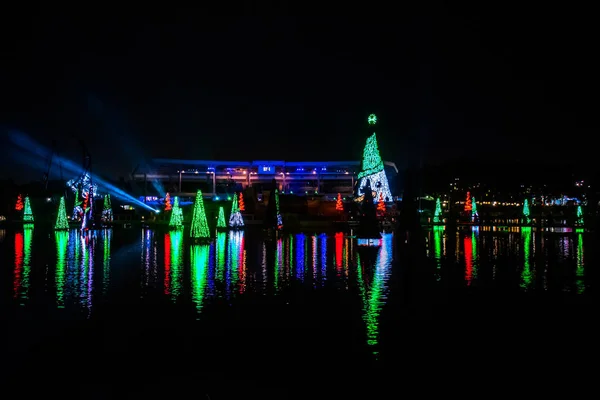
(368, 113), (377, 125)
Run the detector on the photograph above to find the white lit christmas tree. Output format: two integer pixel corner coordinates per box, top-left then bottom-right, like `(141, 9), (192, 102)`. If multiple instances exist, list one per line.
(229, 191), (244, 229)
(101, 194), (113, 223)
(356, 114), (392, 203)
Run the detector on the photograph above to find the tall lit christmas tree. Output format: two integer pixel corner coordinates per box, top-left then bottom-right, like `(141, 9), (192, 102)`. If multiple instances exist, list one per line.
(190, 190), (210, 240)
(523, 199), (530, 224)
(229, 191), (244, 229)
(471, 196), (478, 222)
(238, 192), (245, 212)
(101, 194), (113, 223)
(217, 206), (227, 229)
(15, 194), (24, 211)
(335, 193), (344, 211)
(577, 205), (584, 225)
(72, 188), (81, 219)
(55, 196), (69, 230)
(275, 189), (283, 229)
(23, 196), (34, 223)
(169, 196), (184, 229)
(464, 191), (472, 212)
(164, 192), (172, 211)
(376, 192), (386, 216)
(433, 197), (442, 223)
(356, 114), (392, 203)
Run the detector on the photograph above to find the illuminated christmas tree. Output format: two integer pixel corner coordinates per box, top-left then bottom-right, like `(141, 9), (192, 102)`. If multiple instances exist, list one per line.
(72, 188), (82, 219)
(190, 190), (210, 239)
(101, 194), (113, 223)
(523, 199), (530, 224)
(15, 194), (24, 211)
(229, 191), (244, 229)
(275, 189), (283, 229)
(238, 192), (245, 212)
(471, 196), (478, 222)
(464, 191), (472, 212)
(577, 205), (584, 225)
(217, 206), (227, 229)
(376, 192), (386, 216)
(55, 196), (69, 230)
(356, 114), (392, 203)
(335, 193), (344, 211)
(169, 196), (184, 229)
(23, 196), (34, 223)
(433, 197), (442, 223)
(164, 192), (172, 211)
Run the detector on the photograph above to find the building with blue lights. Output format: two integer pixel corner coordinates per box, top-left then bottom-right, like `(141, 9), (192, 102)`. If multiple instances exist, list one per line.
(132, 158), (398, 198)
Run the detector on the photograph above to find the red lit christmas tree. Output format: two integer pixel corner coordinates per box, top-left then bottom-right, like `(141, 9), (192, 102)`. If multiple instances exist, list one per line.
(238, 192), (245, 212)
(376, 192), (386, 216)
(464, 191), (472, 212)
(164, 192), (172, 211)
(335, 193), (344, 211)
(15, 194), (24, 211)
(82, 192), (89, 211)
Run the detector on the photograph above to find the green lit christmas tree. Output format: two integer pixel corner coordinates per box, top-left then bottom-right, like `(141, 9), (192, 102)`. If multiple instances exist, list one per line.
(101, 194), (113, 223)
(169, 196), (184, 229)
(216, 206), (227, 229)
(523, 199), (530, 224)
(55, 196), (69, 230)
(577, 205), (584, 225)
(356, 114), (392, 203)
(23, 196), (34, 223)
(229, 191), (244, 229)
(190, 190), (210, 240)
(471, 196), (478, 222)
(433, 197), (442, 223)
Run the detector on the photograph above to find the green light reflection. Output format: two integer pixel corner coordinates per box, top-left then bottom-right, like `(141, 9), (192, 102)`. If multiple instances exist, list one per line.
(576, 232), (585, 294)
(356, 233), (393, 358)
(102, 229), (112, 295)
(190, 244), (210, 317)
(169, 230), (184, 300)
(521, 227), (532, 289)
(55, 231), (69, 308)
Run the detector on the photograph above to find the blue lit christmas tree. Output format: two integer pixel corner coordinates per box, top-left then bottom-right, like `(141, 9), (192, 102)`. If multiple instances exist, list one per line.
(356, 114), (392, 203)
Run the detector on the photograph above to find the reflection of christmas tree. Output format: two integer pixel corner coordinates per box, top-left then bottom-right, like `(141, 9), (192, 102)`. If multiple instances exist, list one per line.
(336, 193), (344, 211)
(169, 196), (184, 229)
(523, 199), (530, 224)
(15, 194), (24, 211)
(356, 114), (392, 203)
(23, 196), (34, 223)
(101, 194), (113, 223)
(55, 196), (69, 230)
(217, 206), (227, 229)
(376, 192), (386, 216)
(164, 193), (172, 211)
(190, 190), (210, 239)
(238, 192), (245, 212)
(464, 192), (472, 212)
(229, 192), (244, 229)
(433, 198), (442, 223)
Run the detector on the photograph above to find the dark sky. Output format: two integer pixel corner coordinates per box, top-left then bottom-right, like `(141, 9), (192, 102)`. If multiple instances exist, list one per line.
(1, 10), (597, 183)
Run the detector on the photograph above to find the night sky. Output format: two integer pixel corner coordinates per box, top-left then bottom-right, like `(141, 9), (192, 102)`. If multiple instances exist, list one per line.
(1, 11), (596, 184)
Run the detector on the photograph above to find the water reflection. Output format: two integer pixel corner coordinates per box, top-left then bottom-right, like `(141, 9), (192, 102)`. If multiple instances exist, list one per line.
(356, 233), (393, 358)
(141, 228), (158, 294)
(102, 229), (112, 295)
(55, 231), (69, 308)
(14, 225), (33, 304)
(521, 227), (532, 289)
(164, 230), (184, 299)
(190, 244), (209, 317)
(0, 228), (5, 243)
(575, 232), (585, 294)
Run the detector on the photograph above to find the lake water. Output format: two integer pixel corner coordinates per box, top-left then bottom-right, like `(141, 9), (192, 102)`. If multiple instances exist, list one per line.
(0, 225), (595, 393)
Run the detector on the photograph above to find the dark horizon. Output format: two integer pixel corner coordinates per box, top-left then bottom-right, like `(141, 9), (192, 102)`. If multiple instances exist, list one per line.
(1, 12), (597, 184)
